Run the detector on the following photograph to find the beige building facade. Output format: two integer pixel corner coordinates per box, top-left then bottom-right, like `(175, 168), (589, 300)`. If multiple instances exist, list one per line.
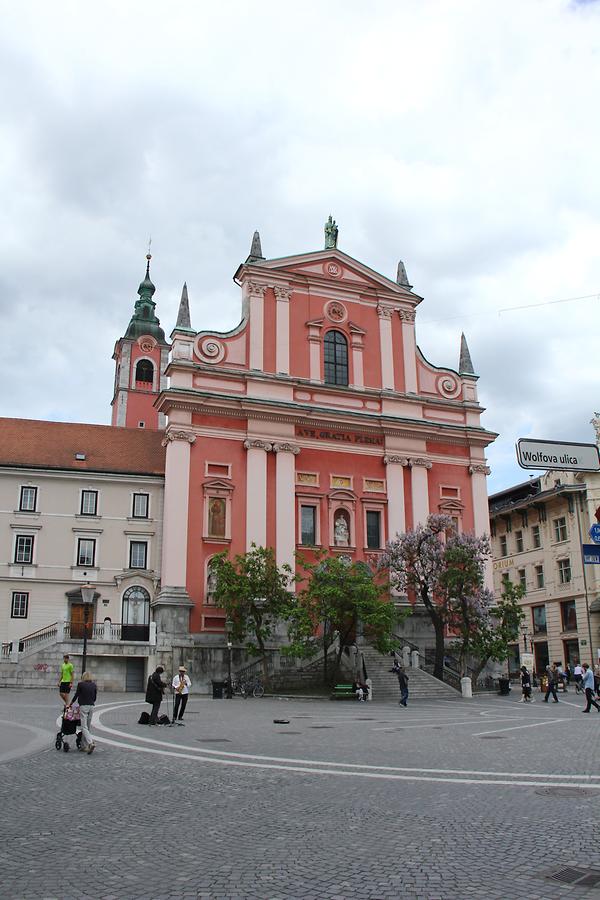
(489, 468), (600, 676)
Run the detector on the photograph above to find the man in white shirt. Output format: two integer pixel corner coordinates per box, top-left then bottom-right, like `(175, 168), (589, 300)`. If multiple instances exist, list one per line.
(581, 663), (600, 713)
(172, 666), (192, 723)
(573, 663), (584, 693)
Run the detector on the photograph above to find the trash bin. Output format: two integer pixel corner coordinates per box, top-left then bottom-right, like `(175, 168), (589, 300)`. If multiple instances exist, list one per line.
(497, 677), (511, 696)
(211, 679), (226, 699)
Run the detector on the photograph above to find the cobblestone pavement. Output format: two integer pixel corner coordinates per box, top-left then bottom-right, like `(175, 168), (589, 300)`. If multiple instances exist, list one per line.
(1, 688), (600, 900)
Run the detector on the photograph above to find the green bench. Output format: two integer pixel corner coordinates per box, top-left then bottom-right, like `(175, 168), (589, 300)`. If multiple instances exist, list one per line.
(330, 683), (356, 700)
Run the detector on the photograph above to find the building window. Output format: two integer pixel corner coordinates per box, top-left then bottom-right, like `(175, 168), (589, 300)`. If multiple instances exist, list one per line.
(205, 559), (218, 605)
(208, 498), (226, 538)
(80, 490), (98, 516)
(19, 486), (37, 512)
(132, 493), (149, 519)
(518, 568), (526, 589)
(535, 564), (544, 588)
(14, 535), (34, 564)
(515, 530), (524, 553)
(135, 359), (154, 384)
(77, 538), (96, 568)
(558, 558), (571, 585)
(532, 604), (547, 634)
(301, 506), (317, 546)
(501, 572), (511, 590)
(560, 599), (577, 631)
(323, 330), (349, 386)
(532, 524), (541, 548)
(11, 591), (29, 618)
(553, 516), (568, 543)
(122, 585), (150, 625)
(129, 541), (148, 569)
(366, 510), (382, 550)
(499, 534), (508, 557)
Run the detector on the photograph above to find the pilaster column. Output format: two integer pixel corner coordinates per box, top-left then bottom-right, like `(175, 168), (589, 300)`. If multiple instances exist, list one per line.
(247, 282), (267, 371)
(244, 439), (272, 548)
(274, 286), (292, 374)
(384, 455), (409, 538)
(307, 321), (322, 381)
(399, 309), (418, 393)
(377, 305), (395, 390)
(153, 429), (195, 640)
(273, 442), (300, 571)
(350, 324), (365, 389)
(469, 463), (493, 589)
(409, 457), (432, 527)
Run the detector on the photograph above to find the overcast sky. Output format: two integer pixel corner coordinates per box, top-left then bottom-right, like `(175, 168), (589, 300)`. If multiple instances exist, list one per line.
(1, 0), (599, 493)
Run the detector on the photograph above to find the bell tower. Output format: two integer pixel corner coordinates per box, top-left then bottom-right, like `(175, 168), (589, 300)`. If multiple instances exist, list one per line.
(111, 254), (170, 430)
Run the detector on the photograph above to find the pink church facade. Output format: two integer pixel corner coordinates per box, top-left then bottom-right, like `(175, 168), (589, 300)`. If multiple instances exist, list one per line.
(147, 226), (496, 640)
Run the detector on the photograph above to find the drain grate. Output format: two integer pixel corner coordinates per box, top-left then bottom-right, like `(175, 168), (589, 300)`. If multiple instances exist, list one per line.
(536, 786), (593, 798)
(547, 866), (600, 886)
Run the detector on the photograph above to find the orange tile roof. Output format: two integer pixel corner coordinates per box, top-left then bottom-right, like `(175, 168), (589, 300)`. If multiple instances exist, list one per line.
(0, 418), (165, 476)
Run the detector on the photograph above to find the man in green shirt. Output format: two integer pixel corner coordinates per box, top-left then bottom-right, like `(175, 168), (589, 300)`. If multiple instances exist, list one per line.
(59, 654), (74, 705)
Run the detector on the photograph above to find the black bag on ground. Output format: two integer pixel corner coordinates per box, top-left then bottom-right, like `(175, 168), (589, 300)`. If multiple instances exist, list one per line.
(138, 711), (150, 725)
(158, 714), (170, 725)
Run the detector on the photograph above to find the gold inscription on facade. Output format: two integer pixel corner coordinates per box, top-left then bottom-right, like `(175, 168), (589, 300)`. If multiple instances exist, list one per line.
(364, 479), (384, 492)
(331, 476), (352, 488)
(296, 426), (384, 446)
(296, 472), (318, 485)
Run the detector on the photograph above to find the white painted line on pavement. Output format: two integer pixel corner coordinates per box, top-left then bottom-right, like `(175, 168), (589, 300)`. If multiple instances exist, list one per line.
(473, 718), (566, 736)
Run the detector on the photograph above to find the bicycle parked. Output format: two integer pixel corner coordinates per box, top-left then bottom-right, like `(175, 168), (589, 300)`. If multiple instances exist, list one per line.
(231, 676), (264, 698)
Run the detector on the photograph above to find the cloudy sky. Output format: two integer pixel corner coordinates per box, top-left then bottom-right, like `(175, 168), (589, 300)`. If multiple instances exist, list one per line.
(1, 0), (599, 492)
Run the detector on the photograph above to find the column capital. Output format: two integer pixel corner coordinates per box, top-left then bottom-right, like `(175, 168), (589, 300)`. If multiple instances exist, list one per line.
(161, 429), (196, 447)
(384, 454), (409, 466)
(247, 281), (267, 297)
(377, 304), (394, 320)
(409, 456), (432, 469)
(244, 439), (273, 452)
(273, 285), (292, 302)
(398, 309), (416, 324)
(469, 464), (491, 476)
(272, 442), (300, 455)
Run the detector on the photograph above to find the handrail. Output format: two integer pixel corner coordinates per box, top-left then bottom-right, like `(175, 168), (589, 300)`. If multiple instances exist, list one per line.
(390, 633), (422, 654)
(17, 622), (59, 644)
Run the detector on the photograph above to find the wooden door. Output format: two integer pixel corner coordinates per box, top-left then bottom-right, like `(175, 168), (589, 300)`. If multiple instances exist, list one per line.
(70, 604), (92, 640)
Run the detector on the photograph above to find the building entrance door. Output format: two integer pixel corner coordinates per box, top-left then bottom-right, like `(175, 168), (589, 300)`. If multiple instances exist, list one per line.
(70, 604), (93, 640)
(125, 658), (145, 692)
(563, 638), (580, 667)
(533, 641), (549, 675)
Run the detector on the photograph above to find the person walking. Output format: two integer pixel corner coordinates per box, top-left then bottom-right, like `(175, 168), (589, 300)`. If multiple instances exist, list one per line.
(58, 654), (74, 706)
(543, 663), (560, 703)
(396, 665), (409, 707)
(146, 665), (166, 725)
(520, 665), (534, 702)
(171, 666), (191, 723)
(573, 662), (584, 694)
(581, 663), (600, 713)
(70, 671), (97, 754)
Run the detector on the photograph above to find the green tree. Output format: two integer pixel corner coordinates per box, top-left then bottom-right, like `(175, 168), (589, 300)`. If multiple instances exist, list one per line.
(466, 582), (525, 689)
(209, 544), (295, 682)
(288, 552), (398, 683)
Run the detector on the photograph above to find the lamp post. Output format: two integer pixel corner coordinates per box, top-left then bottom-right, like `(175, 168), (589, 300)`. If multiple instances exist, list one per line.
(225, 617), (233, 699)
(80, 583), (95, 675)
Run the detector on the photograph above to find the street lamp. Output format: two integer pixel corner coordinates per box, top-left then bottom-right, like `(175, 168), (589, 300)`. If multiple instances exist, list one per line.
(80, 582), (95, 675)
(225, 616), (233, 699)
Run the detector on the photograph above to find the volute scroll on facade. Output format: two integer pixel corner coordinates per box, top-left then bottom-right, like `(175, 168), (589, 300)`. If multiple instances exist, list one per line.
(243, 439), (273, 452)
(383, 455), (409, 466)
(161, 429), (197, 447)
(272, 442), (301, 455)
(469, 464), (491, 476)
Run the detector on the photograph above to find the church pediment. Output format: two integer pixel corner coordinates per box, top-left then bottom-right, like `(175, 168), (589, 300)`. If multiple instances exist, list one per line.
(238, 250), (421, 301)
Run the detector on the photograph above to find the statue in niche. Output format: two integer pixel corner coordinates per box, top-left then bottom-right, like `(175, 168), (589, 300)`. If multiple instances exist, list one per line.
(324, 215), (338, 250)
(208, 498), (226, 537)
(334, 511), (350, 547)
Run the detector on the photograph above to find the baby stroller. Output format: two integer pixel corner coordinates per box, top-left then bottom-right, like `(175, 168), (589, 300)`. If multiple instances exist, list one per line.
(55, 704), (82, 753)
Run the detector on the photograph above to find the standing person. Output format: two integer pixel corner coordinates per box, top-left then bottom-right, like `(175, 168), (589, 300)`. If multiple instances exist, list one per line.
(171, 666), (191, 723)
(396, 666), (409, 707)
(543, 664), (559, 703)
(573, 662), (584, 693)
(581, 663), (600, 713)
(58, 654), (74, 706)
(594, 661), (600, 698)
(146, 665), (166, 725)
(70, 671), (97, 754)
(520, 665), (533, 702)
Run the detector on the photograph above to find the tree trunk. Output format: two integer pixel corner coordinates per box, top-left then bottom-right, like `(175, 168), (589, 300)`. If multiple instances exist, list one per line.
(470, 659), (487, 691)
(432, 616), (446, 681)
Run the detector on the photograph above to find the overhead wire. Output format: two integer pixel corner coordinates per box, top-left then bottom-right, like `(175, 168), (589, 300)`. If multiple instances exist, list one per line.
(418, 291), (599, 326)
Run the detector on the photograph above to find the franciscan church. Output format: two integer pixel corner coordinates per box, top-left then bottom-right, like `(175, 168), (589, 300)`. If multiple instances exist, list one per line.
(0, 219), (496, 690)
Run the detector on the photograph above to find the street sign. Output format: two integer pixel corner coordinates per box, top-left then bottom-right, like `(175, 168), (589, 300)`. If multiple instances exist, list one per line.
(590, 524), (600, 544)
(516, 438), (600, 472)
(582, 544), (600, 564)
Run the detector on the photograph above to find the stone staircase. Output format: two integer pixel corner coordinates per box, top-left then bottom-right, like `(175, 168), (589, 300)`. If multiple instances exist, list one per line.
(361, 646), (461, 702)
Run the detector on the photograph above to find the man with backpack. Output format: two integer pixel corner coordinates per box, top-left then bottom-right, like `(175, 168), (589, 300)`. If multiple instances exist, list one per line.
(145, 665), (167, 725)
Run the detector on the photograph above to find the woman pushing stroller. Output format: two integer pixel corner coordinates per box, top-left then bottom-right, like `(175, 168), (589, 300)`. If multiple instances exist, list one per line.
(68, 671), (97, 754)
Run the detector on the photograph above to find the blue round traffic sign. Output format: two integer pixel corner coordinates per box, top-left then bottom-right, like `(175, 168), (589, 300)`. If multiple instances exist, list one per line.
(590, 524), (600, 544)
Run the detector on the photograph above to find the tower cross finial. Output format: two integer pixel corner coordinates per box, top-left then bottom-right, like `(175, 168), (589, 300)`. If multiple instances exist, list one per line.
(146, 236), (152, 277)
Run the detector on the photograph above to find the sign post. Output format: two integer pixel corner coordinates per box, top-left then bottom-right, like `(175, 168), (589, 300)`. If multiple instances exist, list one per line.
(516, 438), (600, 472)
